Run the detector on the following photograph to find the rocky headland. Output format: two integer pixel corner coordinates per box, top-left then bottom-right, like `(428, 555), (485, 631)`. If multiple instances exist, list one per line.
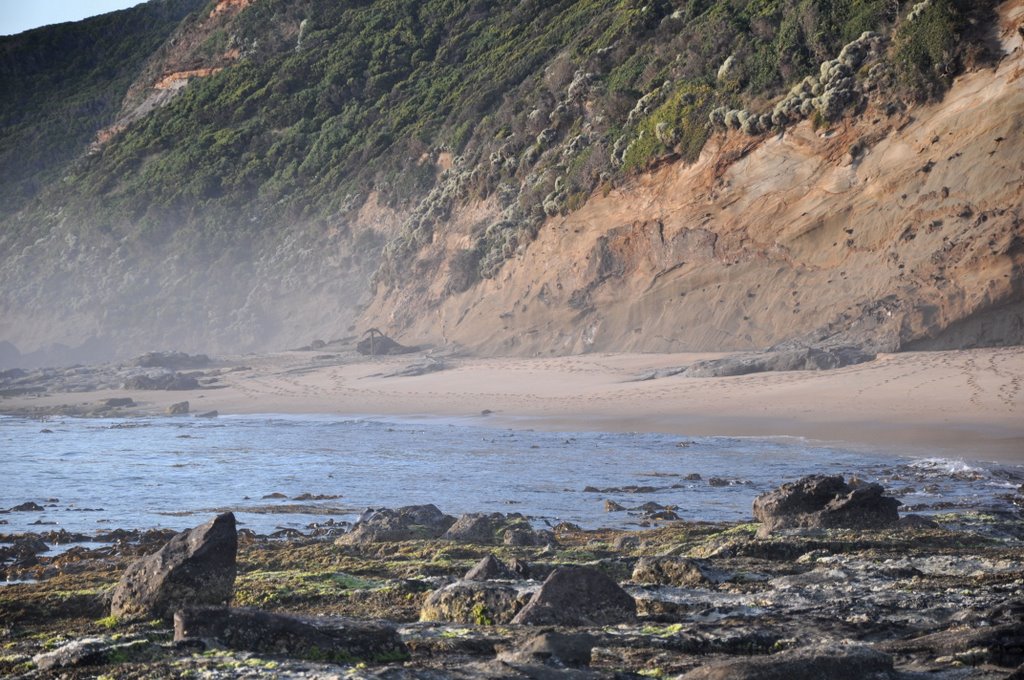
(2, 476), (1023, 678)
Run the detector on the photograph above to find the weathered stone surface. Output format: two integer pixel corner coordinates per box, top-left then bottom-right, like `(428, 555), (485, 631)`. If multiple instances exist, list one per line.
(443, 513), (503, 543)
(174, 607), (408, 663)
(110, 513), (236, 621)
(511, 566), (636, 626)
(166, 400), (190, 415)
(336, 504), (455, 544)
(32, 637), (156, 671)
(124, 373), (200, 390)
(465, 554), (516, 581)
(882, 623), (1024, 668)
(497, 631), (596, 667)
(753, 475), (900, 535)
(134, 351), (210, 369)
(631, 556), (719, 587)
(679, 642), (895, 679)
(420, 580), (532, 625)
(683, 347), (874, 378)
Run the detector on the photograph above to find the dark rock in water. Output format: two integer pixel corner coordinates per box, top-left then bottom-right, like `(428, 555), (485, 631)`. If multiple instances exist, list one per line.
(753, 475), (900, 536)
(631, 557), (722, 587)
(336, 504), (455, 544)
(8, 501), (44, 512)
(32, 636), (157, 671)
(707, 477), (730, 487)
(167, 401), (190, 415)
(465, 554), (516, 581)
(511, 566), (636, 626)
(174, 607), (408, 663)
(110, 513), (237, 621)
(134, 351), (210, 369)
(104, 397), (135, 408)
(680, 642), (895, 679)
(498, 631), (597, 667)
(194, 410), (218, 418)
(420, 581), (531, 624)
(604, 500), (626, 512)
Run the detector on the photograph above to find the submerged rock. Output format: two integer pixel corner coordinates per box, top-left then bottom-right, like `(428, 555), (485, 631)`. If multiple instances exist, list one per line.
(753, 475), (900, 536)
(110, 513), (237, 621)
(511, 566), (636, 626)
(175, 607), (408, 663)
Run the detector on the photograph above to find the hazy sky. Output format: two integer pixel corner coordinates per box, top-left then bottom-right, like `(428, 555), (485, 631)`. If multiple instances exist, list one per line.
(1, 0), (146, 36)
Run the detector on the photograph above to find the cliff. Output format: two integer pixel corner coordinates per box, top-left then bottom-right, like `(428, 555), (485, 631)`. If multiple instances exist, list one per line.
(0, 0), (1020, 366)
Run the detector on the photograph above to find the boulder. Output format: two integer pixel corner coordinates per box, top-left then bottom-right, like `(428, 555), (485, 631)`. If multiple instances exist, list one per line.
(8, 501), (44, 511)
(631, 557), (722, 587)
(110, 513), (237, 621)
(680, 642), (895, 679)
(753, 475), (900, 536)
(465, 554), (516, 581)
(104, 397), (135, 408)
(420, 581), (532, 625)
(167, 401), (190, 415)
(443, 513), (504, 543)
(124, 373), (200, 391)
(511, 566), (636, 626)
(336, 504), (455, 544)
(174, 607), (408, 663)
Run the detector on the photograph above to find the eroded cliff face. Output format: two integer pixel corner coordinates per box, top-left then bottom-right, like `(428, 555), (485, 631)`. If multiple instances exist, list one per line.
(361, 0), (1024, 355)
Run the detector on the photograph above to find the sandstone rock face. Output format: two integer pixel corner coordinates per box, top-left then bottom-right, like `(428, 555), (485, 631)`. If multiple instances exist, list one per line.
(680, 642), (895, 679)
(753, 475), (900, 536)
(174, 607), (408, 663)
(110, 513), (237, 621)
(335, 505), (455, 544)
(511, 566), (636, 626)
(420, 581), (532, 625)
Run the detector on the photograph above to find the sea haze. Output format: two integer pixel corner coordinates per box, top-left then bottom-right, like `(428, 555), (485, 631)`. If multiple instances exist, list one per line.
(2, 414), (1021, 537)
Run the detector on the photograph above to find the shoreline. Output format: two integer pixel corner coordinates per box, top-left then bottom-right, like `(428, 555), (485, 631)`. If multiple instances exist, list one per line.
(2, 346), (1022, 463)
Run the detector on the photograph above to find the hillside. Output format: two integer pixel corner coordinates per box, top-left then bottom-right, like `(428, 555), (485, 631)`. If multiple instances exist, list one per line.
(0, 0), (1021, 366)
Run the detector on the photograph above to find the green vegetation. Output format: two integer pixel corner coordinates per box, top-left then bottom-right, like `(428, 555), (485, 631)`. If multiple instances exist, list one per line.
(0, 0), (999, 287)
(0, 0), (206, 215)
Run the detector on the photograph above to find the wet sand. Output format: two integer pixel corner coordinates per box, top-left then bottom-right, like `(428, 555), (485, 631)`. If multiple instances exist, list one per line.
(5, 346), (1023, 463)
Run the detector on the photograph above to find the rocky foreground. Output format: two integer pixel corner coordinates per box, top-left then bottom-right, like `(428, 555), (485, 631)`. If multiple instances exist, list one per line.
(1, 476), (1023, 679)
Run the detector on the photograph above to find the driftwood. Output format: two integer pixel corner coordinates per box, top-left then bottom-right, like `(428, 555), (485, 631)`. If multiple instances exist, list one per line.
(356, 328), (418, 356)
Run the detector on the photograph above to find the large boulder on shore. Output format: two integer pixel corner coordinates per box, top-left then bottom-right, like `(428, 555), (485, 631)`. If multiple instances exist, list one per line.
(110, 513), (237, 621)
(335, 504), (455, 544)
(175, 607), (408, 663)
(753, 475), (900, 536)
(511, 566), (636, 626)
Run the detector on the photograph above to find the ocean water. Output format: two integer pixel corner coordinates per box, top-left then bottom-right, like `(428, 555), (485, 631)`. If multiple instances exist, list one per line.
(1, 414), (1021, 539)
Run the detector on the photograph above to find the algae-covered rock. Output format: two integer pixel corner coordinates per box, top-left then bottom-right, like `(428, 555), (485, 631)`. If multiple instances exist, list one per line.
(420, 580), (532, 625)
(465, 554), (516, 581)
(631, 556), (720, 587)
(110, 513), (236, 621)
(174, 606), (409, 663)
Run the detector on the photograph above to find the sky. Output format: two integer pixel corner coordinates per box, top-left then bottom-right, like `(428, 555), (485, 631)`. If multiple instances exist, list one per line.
(0, 0), (146, 36)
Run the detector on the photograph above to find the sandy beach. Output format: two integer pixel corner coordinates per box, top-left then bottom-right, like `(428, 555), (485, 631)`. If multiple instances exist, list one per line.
(6, 346), (1023, 463)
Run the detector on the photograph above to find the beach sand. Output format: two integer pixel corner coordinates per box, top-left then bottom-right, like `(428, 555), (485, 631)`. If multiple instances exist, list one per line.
(7, 347), (1023, 462)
